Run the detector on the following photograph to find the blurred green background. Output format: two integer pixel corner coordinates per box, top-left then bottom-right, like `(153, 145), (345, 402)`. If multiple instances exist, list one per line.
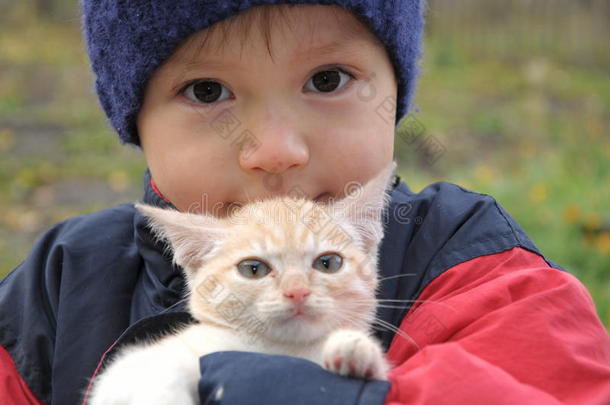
(1, 1), (609, 330)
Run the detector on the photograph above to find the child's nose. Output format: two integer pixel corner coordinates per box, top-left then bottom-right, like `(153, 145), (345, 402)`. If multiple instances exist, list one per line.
(238, 124), (309, 174)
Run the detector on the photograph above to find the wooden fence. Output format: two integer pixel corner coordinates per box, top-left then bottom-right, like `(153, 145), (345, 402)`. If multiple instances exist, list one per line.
(425, 0), (610, 69)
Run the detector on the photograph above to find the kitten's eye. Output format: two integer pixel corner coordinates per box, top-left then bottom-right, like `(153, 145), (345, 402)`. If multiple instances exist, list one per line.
(304, 68), (354, 94)
(237, 259), (272, 279)
(182, 80), (232, 104)
(312, 253), (343, 273)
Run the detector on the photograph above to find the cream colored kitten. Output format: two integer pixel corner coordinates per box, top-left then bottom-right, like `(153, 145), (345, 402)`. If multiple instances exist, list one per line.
(87, 161), (397, 405)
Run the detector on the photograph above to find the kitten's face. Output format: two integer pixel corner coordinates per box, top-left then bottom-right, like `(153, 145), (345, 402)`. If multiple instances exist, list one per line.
(188, 199), (380, 344)
(136, 161), (396, 344)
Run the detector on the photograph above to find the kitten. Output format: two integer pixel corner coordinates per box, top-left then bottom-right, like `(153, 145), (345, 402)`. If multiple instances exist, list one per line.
(87, 161), (397, 405)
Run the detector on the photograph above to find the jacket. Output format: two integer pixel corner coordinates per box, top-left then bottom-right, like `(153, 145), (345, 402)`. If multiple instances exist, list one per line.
(1, 169), (609, 404)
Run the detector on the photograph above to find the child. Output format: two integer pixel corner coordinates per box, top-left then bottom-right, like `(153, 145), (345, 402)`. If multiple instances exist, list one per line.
(1, 1), (609, 404)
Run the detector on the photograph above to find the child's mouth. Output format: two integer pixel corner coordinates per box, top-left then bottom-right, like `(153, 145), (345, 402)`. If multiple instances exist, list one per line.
(314, 192), (331, 204)
(225, 192), (331, 211)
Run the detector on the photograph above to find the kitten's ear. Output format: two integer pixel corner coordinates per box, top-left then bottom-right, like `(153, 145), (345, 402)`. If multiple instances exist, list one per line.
(332, 160), (397, 254)
(134, 202), (225, 272)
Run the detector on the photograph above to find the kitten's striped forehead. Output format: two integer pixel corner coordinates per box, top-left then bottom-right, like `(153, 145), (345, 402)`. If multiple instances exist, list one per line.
(232, 198), (352, 256)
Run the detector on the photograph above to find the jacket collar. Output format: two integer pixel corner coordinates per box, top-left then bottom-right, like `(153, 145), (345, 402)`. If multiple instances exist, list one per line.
(141, 168), (177, 210)
(130, 169), (185, 323)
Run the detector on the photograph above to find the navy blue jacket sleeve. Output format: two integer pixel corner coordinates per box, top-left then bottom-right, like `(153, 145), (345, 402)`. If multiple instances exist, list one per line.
(0, 203), (142, 405)
(198, 351), (390, 405)
(0, 221), (64, 403)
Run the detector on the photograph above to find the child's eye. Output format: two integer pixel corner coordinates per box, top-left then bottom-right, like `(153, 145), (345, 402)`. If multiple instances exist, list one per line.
(304, 68), (354, 94)
(182, 80), (233, 104)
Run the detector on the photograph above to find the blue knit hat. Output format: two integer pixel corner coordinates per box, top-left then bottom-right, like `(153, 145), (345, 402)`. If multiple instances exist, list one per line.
(80, 1), (426, 147)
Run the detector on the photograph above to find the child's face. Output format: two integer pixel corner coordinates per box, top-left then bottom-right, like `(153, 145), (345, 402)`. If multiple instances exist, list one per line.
(137, 5), (397, 216)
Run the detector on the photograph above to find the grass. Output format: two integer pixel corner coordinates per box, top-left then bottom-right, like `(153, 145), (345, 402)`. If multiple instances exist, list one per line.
(0, 3), (608, 329)
(399, 33), (610, 329)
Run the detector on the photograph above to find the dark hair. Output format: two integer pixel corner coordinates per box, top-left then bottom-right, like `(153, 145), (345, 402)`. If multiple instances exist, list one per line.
(179, 4), (384, 64)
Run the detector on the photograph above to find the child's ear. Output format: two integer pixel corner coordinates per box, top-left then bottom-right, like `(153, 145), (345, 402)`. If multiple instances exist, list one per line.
(332, 160), (397, 254)
(134, 202), (225, 272)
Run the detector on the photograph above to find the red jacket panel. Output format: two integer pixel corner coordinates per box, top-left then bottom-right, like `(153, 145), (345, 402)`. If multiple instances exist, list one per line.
(385, 247), (610, 405)
(0, 345), (43, 405)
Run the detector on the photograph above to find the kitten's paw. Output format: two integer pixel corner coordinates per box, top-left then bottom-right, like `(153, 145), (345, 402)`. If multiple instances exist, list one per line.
(322, 329), (389, 380)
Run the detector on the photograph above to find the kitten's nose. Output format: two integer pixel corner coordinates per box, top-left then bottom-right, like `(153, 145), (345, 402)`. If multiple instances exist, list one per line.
(283, 288), (311, 304)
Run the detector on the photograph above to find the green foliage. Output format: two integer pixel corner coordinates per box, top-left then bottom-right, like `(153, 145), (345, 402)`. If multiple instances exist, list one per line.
(398, 26), (610, 330)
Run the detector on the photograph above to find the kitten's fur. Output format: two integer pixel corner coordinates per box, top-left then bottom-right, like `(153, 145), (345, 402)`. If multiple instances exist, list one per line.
(87, 161), (397, 405)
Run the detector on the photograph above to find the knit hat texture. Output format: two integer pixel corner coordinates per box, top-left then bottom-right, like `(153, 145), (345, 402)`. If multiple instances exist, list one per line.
(80, 0), (426, 146)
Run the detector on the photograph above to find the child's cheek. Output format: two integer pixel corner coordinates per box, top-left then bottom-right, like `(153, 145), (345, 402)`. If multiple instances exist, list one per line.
(311, 90), (393, 135)
(159, 107), (239, 153)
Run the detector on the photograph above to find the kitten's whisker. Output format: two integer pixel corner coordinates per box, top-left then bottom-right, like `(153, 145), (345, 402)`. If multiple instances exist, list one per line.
(354, 298), (432, 302)
(377, 273), (417, 282)
(370, 324), (392, 336)
(336, 312), (363, 323)
(372, 318), (421, 350)
(379, 299), (458, 313)
(159, 297), (190, 314)
(329, 305), (371, 325)
(352, 298), (421, 303)
(377, 299), (424, 302)
(352, 298), (459, 313)
(375, 304), (414, 309)
(330, 309), (369, 331)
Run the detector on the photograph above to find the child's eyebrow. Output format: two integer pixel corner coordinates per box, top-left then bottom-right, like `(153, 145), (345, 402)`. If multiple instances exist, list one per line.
(181, 59), (248, 73)
(289, 38), (368, 65)
(174, 38), (367, 78)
